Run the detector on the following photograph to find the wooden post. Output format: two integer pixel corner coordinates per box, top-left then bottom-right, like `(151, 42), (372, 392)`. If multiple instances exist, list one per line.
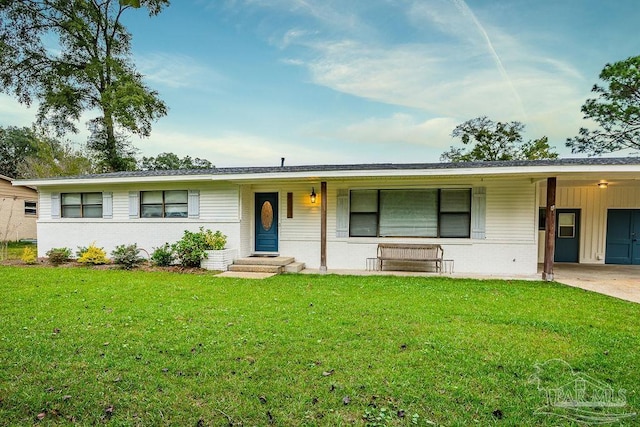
(320, 181), (327, 273)
(542, 177), (556, 281)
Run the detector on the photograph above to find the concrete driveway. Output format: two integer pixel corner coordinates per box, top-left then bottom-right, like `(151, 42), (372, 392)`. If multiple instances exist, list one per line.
(551, 264), (640, 304)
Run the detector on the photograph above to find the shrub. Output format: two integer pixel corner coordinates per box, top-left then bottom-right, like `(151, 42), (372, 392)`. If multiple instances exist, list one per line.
(20, 246), (37, 265)
(172, 227), (210, 268)
(76, 246), (89, 258)
(46, 247), (72, 265)
(111, 244), (145, 269)
(151, 243), (175, 267)
(77, 243), (108, 265)
(204, 230), (227, 250)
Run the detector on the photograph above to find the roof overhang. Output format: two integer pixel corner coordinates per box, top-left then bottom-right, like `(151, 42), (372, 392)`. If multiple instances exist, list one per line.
(12, 158), (640, 188)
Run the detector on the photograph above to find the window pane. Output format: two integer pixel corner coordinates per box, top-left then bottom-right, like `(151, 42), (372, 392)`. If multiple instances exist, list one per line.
(165, 204), (188, 218)
(350, 190), (378, 212)
(62, 193), (81, 205)
(165, 190), (188, 203)
(379, 190), (437, 237)
(558, 213), (575, 226)
(349, 213), (378, 237)
(62, 206), (81, 218)
(83, 193), (103, 205)
(538, 208), (547, 230)
(141, 205), (163, 218)
(25, 201), (37, 215)
(141, 191), (163, 204)
(558, 226), (575, 238)
(440, 213), (470, 238)
(83, 206), (103, 218)
(440, 189), (471, 212)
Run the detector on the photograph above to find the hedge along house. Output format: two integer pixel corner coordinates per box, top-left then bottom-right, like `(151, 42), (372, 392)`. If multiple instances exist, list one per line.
(13, 158), (640, 277)
(1, 174), (38, 242)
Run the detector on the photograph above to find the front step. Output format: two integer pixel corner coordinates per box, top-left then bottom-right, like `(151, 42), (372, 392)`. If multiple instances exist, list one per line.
(234, 256), (295, 266)
(228, 256), (304, 274)
(284, 262), (305, 273)
(228, 264), (283, 273)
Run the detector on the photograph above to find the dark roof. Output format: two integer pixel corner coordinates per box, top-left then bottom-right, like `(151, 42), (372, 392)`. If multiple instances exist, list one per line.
(27, 157), (640, 181)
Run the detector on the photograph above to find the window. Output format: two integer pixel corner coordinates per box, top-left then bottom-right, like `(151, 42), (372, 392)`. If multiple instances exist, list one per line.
(558, 212), (576, 238)
(538, 207), (546, 230)
(140, 190), (188, 218)
(61, 193), (102, 218)
(349, 190), (378, 237)
(349, 188), (471, 238)
(24, 201), (37, 216)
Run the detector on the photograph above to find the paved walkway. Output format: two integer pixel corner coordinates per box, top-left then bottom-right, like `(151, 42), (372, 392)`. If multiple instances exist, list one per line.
(551, 264), (640, 304)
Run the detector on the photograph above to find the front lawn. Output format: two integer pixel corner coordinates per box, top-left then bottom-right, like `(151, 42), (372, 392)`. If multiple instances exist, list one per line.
(0, 267), (638, 425)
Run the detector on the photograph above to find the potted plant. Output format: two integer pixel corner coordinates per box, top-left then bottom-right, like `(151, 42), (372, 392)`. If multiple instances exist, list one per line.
(200, 229), (236, 271)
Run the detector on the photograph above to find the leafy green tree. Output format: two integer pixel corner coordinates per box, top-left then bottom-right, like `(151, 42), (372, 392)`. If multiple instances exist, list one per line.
(18, 138), (96, 178)
(441, 116), (558, 162)
(140, 152), (214, 170)
(0, 125), (95, 178)
(0, 126), (39, 178)
(0, 0), (169, 172)
(567, 55), (640, 155)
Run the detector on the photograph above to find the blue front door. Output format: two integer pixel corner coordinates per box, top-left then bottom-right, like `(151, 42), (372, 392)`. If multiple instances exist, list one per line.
(606, 209), (640, 265)
(555, 209), (580, 263)
(255, 193), (278, 252)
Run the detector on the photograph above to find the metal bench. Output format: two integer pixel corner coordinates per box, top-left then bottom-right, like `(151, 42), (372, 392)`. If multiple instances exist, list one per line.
(377, 243), (444, 272)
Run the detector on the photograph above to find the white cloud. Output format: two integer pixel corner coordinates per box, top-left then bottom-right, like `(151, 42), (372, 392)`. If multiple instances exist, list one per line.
(320, 114), (457, 148)
(136, 52), (224, 90)
(140, 129), (340, 167)
(264, 0), (592, 147)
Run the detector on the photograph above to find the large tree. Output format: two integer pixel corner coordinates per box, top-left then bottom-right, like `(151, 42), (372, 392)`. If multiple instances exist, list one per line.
(0, 126), (39, 177)
(18, 138), (97, 178)
(0, 0), (169, 172)
(441, 116), (558, 162)
(567, 55), (640, 155)
(139, 152), (214, 171)
(0, 125), (95, 178)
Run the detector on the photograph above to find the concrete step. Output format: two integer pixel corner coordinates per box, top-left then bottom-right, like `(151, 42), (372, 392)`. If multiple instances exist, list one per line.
(234, 256), (295, 266)
(228, 264), (283, 273)
(284, 262), (305, 273)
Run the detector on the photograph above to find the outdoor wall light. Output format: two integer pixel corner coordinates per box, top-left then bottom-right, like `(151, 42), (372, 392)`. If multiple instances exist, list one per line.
(597, 182), (608, 189)
(310, 187), (317, 203)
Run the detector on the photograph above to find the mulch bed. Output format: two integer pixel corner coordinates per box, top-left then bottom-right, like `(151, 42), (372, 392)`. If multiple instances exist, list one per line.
(0, 259), (211, 274)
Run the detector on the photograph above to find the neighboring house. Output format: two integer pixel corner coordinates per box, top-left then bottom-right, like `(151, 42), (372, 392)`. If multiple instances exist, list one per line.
(13, 158), (640, 275)
(1, 174), (38, 242)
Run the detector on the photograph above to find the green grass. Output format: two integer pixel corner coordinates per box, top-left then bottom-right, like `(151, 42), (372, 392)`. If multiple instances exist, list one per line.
(0, 267), (638, 426)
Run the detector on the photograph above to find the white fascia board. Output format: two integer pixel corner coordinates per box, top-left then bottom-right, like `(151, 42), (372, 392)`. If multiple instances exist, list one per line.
(14, 174), (216, 188)
(213, 164), (640, 181)
(12, 164), (640, 187)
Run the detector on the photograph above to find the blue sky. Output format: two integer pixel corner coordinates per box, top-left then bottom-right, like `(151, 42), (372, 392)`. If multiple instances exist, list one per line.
(1, 0), (639, 167)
